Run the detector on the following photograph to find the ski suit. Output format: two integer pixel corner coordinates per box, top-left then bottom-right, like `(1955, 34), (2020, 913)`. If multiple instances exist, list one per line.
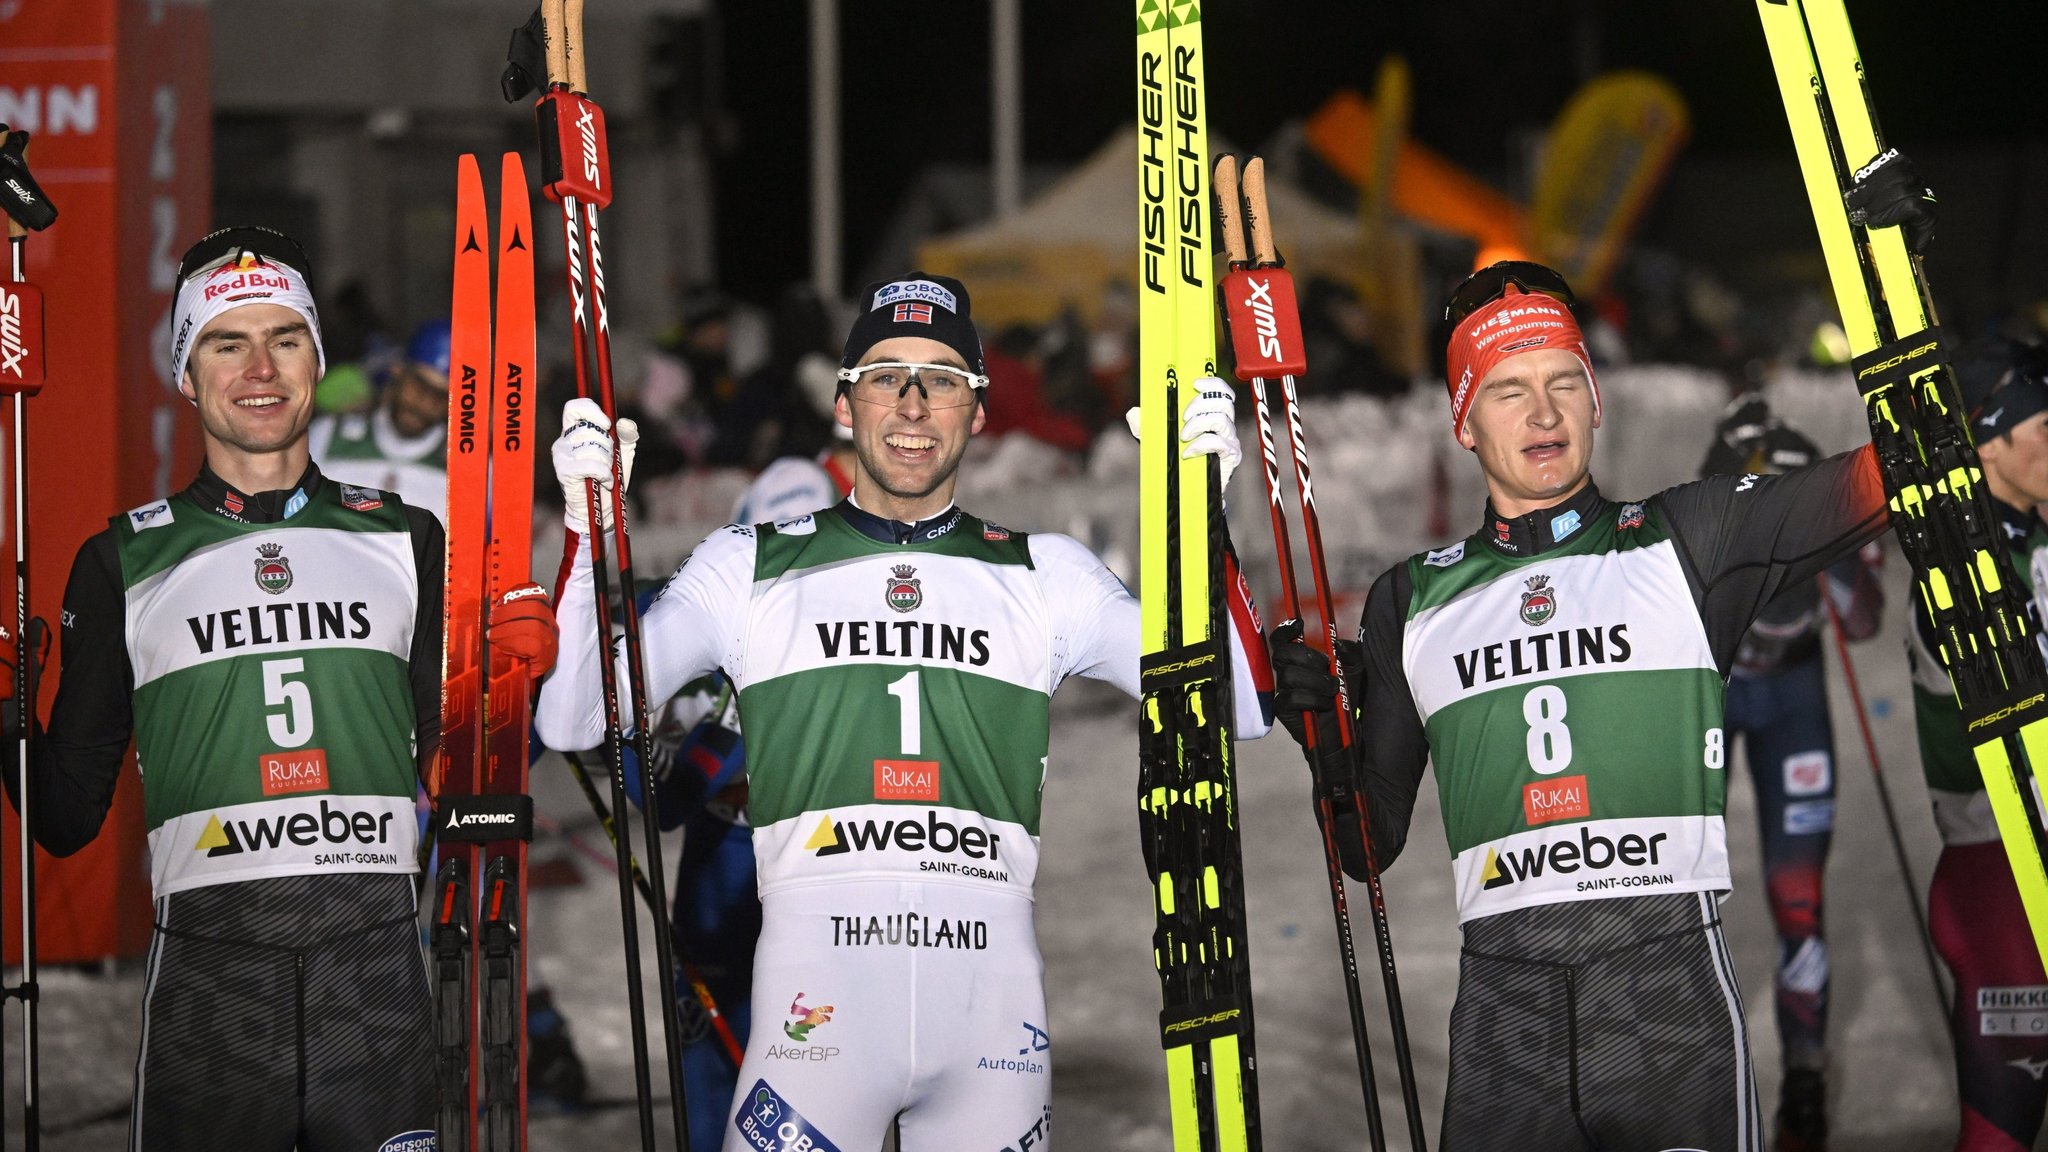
(537, 500), (1271, 1152)
(310, 407), (448, 520)
(1701, 405), (1886, 1075)
(1910, 496), (2048, 1152)
(1346, 448), (1887, 1151)
(644, 450), (852, 1152)
(2, 464), (442, 1152)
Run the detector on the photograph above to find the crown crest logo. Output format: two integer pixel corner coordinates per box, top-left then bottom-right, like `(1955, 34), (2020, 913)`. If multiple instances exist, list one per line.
(885, 564), (923, 613)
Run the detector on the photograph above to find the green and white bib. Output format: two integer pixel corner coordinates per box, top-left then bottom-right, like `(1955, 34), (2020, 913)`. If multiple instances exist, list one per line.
(117, 486), (421, 897)
(1911, 509), (2048, 846)
(722, 510), (1073, 900)
(310, 409), (447, 517)
(1403, 503), (1730, 921)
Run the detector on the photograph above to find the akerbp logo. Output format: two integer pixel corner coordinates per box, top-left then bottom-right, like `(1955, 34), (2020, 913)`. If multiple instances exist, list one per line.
(1479, 824), (1671, 891)
(783, 993), (834, 1041)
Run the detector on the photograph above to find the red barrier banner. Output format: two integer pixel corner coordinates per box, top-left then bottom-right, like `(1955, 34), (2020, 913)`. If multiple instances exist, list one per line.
(0, 0), (210, 964)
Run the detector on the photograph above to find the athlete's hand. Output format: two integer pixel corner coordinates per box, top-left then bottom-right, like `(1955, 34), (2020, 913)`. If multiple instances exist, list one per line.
(553, 397), (639, 536)
(0, 616), (49, 742)
(487, 582), (557, 679)
(1121, 377), (1242, 490)
(1269, 619), (1344, 749)
(1845, 147), (1936, 254)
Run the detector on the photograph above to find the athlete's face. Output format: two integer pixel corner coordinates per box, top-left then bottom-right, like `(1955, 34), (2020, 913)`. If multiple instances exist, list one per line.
(1981, 410), (2048, 508)
(838, 336), (986, 520)
(185, 302), (321, 461)
(386, 360), (450, 439)
(1457, 346), (1599, 517)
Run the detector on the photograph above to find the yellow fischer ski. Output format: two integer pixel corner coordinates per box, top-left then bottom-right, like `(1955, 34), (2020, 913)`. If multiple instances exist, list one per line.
(1135, 2), (1259, 1149)
(1757, 0), (2048, 966)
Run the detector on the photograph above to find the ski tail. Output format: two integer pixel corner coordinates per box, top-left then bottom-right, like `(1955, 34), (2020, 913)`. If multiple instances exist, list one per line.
(1756, 0), (2048, 968)
(433, 151), (494, 1152)
(479, 149), (540, 1151)
(1136, 4), (1259, 1149)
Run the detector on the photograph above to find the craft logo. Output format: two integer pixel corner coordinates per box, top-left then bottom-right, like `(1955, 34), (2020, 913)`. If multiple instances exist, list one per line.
(1519, 574), (1557, 626)
(1523, 774), (1590, 826)
(339, 484), (383, 512)
(1617, 502), (1645, 530)
(254, 542), (293, 595)
(260, 749), (330, 796)
(873, 759), (940, 802)
(892, 301), (933, 324)
(1240, 276), (1283, 361)
(783, 994), (834, 1042)
(885, 564), (922, 613)
(1000, 1105), (1052, 1152)
(1479, 825), (1671, 892)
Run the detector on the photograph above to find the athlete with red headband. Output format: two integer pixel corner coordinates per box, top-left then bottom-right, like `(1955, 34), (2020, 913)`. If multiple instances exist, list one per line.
(1270, 260), (1890, 1149)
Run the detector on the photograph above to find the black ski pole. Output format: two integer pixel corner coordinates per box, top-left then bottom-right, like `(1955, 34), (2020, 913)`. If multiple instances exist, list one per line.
(0, 121), (56, 1152)
(557, 751), (747, 1068)
(1823, 591), (1949, 1016)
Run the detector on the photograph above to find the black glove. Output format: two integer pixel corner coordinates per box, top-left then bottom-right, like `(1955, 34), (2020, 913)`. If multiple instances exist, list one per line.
(1269, 620), (1377, 881)
(1845, 147), (1936, 254)
(0, 615), (50, 743)
(0, 127), (58, 233)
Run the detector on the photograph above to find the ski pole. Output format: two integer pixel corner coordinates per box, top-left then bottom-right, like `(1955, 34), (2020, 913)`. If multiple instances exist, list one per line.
(0, 122), (56, 1152)
(551, 2), (695, 1142)
(1822, 588), (1949, 1016)
(1217, 154), (1389, 1152)
(554, 751), (746, 1067)
(529, 2), (664, 1146)
(1225, 154), (1429, 1150)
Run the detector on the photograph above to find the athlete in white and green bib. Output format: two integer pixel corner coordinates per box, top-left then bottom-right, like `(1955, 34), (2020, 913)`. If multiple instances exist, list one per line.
(1, 227), (554, 1152)
(536, 273), (1271, 1152)
(309, 318), (451, 518)
(1272, 261), (1889, 1151)
(1908, 336), (2048, 1152)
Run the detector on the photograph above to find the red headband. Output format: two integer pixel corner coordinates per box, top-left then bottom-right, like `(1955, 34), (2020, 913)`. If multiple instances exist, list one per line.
(1443, 286), (1599, 439)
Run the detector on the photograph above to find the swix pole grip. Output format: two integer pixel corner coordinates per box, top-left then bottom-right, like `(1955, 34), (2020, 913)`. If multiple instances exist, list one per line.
(535, 91), (612, 207)
(0, 279), (45, 396)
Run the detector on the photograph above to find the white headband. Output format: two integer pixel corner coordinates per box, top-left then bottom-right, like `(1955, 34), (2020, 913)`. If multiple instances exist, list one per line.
(170, 254), (325, 395)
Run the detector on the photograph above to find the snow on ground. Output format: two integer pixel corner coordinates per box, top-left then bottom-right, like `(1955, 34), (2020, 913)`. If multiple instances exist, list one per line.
(0, 561), (1979, 1149)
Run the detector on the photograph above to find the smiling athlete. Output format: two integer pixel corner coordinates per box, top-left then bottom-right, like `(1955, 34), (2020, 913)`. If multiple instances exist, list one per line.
(537, 272), (1271, 1151)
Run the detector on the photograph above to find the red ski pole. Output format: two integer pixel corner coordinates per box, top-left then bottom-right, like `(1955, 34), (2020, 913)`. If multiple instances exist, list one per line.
(0, 122), (56, 1152)
(1220, 154), (1427, 1152)
(532, 2), (691, 1144)
(530, 2), (664, 1147)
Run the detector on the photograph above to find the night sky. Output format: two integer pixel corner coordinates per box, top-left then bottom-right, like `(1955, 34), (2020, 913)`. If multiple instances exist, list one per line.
(713, 1), (2048, 302)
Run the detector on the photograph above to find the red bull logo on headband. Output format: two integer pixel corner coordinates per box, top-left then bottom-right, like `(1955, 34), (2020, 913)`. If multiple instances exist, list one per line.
(202, 254), (297, 302)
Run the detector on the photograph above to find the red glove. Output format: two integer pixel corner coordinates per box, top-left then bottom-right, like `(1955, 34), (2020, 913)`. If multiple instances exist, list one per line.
(487, 582), (557, 679)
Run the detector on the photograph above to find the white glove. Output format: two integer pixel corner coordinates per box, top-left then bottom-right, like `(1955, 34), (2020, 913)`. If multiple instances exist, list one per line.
(1121, 377), (1242, 491)
(553, 397), (639, 536)
(1180, 377), (1241, 490)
